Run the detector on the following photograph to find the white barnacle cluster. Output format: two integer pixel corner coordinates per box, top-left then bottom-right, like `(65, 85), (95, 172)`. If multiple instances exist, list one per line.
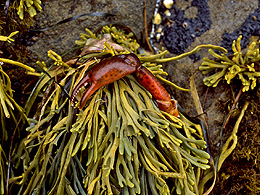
(152, 0), (174, 42)
(163, 0), (174, 9)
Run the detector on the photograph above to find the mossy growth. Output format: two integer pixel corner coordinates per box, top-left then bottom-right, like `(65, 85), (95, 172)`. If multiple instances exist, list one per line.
(0, 1), (35, 33)
(216, 88), (260, 194)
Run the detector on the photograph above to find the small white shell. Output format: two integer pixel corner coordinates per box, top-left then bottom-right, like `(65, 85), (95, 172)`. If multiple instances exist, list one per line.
(163, 0), (173, 9)
(164, 10), (171, 17)
(156, 33), (161, 40)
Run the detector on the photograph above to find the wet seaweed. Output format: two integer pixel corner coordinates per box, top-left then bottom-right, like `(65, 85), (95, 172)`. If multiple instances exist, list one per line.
(6, 26), (223, 195)
(17, 0), (42, 20)
(197, 35), (260, 194)
(199, 35), (260, 92)
(0, 31), (35, 195)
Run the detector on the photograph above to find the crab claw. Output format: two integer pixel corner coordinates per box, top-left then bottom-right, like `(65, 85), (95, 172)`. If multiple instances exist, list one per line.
(71, 71), (106, 110)
(170, 99), (179, 117)
(78, 82), (100, 110)
(156, 99), (179, 117)
(71, 72), (91, 109)
(71, 54), (140, 110)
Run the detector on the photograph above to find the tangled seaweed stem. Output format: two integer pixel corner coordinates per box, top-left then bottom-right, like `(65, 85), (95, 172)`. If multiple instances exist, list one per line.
(197, 101), (249, 195)
(139, 50), (168, 62)
(156, 75), (190, 92)
(217, 101), (249, 171)
(0, 58), (35, 73)
(143, 45), (227, 63)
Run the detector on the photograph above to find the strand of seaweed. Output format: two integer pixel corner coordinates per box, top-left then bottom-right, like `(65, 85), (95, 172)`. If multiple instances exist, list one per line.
(0, 31), (35, 195)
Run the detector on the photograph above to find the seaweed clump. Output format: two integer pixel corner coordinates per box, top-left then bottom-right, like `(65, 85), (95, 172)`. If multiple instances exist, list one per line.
(199, 35), (260, 92)
(17, 0), (42, 20)
(7, 26), (217, 195)
(0, 31), (35, 195)
(198, 35), (260, 194)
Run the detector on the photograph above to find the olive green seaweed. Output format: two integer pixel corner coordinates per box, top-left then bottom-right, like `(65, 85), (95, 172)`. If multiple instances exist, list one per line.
(17, 0), (42, 20)
(0, 31), (35, 195)
(102, 26), (140, 52)
(0, 31), (35, 120)
(217, 101), (249, 171)
(0, 145), (6, 195)
(8, 26), (217, 195)
(199, 35), (260, 92)
(0, 32), (35, 117)
(196, 36), (257, 193)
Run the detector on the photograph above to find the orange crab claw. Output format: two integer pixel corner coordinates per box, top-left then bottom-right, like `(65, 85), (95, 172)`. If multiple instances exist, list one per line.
(71, 72), (102, 110)
(156, 99), (179, 117)
(70, 72), (91, 108)
(70, 54), (140, 110)
(78, 81), (101, 110)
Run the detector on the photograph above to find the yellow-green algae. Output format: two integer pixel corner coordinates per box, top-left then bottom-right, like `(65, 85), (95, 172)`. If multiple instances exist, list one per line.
(7, 26), (223, 195)
(17, 0), (42, 20)
(0, 31), (35, 195)
(199, 35), (260, 92)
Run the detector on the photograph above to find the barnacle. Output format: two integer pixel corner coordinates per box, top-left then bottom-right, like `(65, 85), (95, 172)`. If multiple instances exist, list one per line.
(17, 0), (42, 20)
(199, 35), (260, 92)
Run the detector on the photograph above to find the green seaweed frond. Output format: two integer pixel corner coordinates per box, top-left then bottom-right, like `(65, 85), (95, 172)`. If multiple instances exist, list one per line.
(0, 144), (6, 195)
(0, 64), (29, 141)
(199, 35), (260, 92)
(75, 26), (140, 52)
(0, 31), (19, 43)
(75, 28), (97, 46)
(0, 31), (34, 143)
(47, 50), (70, 68)
(102, 25), (140, 52)
(17, 0), (42, 20)
(12, 64), (210, 194)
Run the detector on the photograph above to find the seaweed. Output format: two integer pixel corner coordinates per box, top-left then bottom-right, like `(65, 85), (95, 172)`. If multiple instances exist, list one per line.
(6, 26), (222, 195)
(17, 0), (42, 20)
(199, 35), (260, 92)
(197, 35), (260, 194)
(0, 31), (35, 195)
